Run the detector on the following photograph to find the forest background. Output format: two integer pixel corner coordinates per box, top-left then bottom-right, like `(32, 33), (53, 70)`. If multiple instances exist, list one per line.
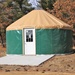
(0, 0), (75, 47)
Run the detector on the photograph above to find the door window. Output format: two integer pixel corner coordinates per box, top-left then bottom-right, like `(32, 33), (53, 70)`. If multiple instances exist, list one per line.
(26, 30), (33, 42)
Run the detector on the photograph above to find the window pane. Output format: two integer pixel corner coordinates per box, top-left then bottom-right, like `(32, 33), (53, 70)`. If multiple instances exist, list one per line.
(26, 30), (33, 42)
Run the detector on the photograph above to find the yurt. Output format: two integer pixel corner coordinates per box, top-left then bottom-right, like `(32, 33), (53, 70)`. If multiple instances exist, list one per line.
(6, 10), (72, 55)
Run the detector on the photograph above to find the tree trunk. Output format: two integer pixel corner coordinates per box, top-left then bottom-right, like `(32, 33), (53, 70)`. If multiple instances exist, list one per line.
(0, 33), (4, 47)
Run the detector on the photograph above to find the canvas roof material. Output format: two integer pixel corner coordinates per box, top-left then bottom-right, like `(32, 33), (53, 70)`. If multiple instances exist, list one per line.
(6, 10), (72, 31)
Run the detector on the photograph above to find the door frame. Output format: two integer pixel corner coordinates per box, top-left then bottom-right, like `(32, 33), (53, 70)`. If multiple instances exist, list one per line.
(22, 28), (36, 55)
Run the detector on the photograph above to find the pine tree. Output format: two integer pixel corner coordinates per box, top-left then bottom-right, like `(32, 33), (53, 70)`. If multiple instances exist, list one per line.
(5, 0), (34, 20)
(41, 0), (56, 10)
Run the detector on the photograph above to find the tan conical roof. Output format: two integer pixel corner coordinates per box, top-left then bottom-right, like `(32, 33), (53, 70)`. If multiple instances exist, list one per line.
(6, 10), (72, 31)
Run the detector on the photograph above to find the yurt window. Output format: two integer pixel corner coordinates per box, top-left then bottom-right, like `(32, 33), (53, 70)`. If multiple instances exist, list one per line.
(26, 30), (33, 42)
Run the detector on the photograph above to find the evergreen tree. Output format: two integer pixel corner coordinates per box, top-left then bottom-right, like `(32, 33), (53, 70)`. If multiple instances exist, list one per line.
(41, 0), (56, 10)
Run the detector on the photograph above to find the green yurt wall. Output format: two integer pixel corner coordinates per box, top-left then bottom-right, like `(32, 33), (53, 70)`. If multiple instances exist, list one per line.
(6, 30), (22, 54)
(6, 29), (72, 54)
(36, 29), (72, 54)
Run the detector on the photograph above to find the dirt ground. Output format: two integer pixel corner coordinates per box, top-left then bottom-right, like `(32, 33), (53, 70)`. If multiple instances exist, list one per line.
(0, 45), (75, 75)
(0, 72), (75, 75)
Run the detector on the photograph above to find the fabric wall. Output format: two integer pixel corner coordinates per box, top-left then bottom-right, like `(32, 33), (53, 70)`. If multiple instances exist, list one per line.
(36, 29), (72, 54)
(6, 30), (22, 54)
(6, 29), (72, 54)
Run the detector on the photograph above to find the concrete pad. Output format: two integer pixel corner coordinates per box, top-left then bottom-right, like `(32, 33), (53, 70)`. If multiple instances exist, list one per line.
(0, 55), (54, 66)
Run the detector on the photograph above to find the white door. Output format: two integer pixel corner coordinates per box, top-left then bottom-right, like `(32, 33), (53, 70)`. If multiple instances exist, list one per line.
(23, 28), (36, 55)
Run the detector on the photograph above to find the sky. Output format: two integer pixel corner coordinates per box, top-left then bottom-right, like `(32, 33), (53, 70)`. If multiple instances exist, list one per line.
(28, 0), (38, 8)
